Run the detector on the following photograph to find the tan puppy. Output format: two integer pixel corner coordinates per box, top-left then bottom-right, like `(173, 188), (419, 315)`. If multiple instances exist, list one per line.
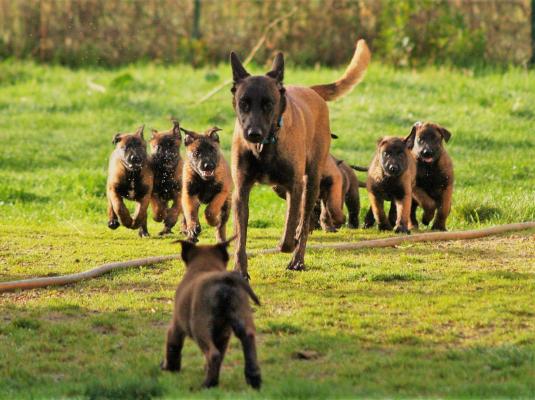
(161, 239), (261, 389)
(405, 121), (454, 231)
(230, 40), (371, 276)
(149, 120), (183, 236)
(181, 127), (232, 243)
(106, 126), (153, 237)
(364, 136), (415, 234)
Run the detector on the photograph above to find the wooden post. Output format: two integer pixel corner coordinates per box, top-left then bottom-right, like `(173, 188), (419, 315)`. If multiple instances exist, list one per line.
(192, 0), (201, 39)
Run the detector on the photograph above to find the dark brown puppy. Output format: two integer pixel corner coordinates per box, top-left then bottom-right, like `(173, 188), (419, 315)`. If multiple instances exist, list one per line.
(181, 127), (232, 243)
(230, 40), (370, 276)
(106, 126), (153, 237)
(405, 121), (454, 231)
(337, 159), (362, 229)
(149, 120), (184, 236)
(364, 136), (415, 234)
(161, 239), (261, 389)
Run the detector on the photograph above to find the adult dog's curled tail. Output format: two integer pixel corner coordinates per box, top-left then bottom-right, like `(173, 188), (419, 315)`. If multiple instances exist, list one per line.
(310, 39), (371, 102)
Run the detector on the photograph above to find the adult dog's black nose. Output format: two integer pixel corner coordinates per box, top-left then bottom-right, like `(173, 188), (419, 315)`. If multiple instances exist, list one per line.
(202, 161), (215, 171)
(246, 128), (263, 142)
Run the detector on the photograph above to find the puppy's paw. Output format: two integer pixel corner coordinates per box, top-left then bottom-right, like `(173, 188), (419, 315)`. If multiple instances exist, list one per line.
(378, 222), (392, 231)
(138, 228), (150, 238)
(431, 224), (447, 231)
(394, 224), (411, 234)
(246, 372), (262, 390)
(158, 227), (173, 236)
(108, 220), (120, 230)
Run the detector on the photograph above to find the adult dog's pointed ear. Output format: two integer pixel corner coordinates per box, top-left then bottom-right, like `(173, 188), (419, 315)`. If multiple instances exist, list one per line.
(266, 52), (284, 84)
(178, 240), (196, 264)
(214, 235), (236, 264)
(135, 125), (145, 140)
(230, 52), (250, 83)
(171, 119), (181, 139)
(405, 121), (421, 149)
(438, 127), (452, 143)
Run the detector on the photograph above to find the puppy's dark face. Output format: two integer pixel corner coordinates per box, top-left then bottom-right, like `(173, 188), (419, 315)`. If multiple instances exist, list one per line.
(150, 122), (181, 167)
(183, 127), (221, 180)
(405, 122), (451, 164)
(377, 137), (410, 178)
(230, 52), (285, 146)
(179, 238), (233, 268)
(112, 126), (147, 171)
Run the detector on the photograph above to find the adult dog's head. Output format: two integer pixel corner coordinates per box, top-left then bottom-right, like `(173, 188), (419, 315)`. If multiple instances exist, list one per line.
(112, 125), (147, 171)
(405, 122), (451, 164)
(229, 52), (286, 148)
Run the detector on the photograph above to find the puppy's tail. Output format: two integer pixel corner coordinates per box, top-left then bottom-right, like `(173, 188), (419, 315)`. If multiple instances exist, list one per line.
(310, 39), (371, 102)
(350, 164), (369, 172)
(217, 271), (261, 306)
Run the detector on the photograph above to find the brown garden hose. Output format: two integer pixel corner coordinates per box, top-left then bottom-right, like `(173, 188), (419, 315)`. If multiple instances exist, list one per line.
(1, 221), (534, 293)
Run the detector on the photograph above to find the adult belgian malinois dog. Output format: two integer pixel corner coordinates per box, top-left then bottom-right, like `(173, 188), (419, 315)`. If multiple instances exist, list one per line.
(161, 239), (261, 389)
(230, 40), (371, 277)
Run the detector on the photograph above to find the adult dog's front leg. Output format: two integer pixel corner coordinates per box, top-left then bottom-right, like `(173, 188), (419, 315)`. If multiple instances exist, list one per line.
(288, 174), (319, 271)
(279, 181), (303, 252)
(233, 179), (254, 279)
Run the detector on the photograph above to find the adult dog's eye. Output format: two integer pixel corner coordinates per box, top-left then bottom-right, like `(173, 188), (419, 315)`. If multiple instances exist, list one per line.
(239, 99), (250, 112)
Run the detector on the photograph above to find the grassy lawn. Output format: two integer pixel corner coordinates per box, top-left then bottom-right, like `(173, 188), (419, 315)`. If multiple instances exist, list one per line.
(0, 60), (534, 399)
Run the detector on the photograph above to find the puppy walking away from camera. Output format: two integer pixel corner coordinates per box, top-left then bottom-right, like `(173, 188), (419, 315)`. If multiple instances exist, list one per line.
(181, 127), (232, 243)
(405, 121), (454, 231)
(150, 120), (183, 236)
(364, 136), (415, 234)
(107, 126), (153, 237)
(161, 239), (261, 389)
(230, 40), (371, 277)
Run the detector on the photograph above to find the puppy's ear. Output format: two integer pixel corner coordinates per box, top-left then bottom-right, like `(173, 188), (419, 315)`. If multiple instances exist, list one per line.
(207, 127), (222, 143)
(150, 129), (158, 139)
(438, 126), (452, 143)
(112, 133), (122, 145)
(178, 240), (196, 264)
(266, 52), (284, 84)
(376, 137), (385, 147)
(171, 119), (181, 139)
(180, 128), (196, 146)
(230, 52), (250, 83)
(135, 125), (145, 140)
(405, 122), (421, 149)
(214, 235), (236, 264)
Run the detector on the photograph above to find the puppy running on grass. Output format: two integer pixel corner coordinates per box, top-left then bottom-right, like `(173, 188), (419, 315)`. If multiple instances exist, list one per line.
(364, 136), (415, 234)
(161, 238), (261, 389)
(181, 127), (232, 243)
(106, 125), (153, 237)
(149, 120), (183, 236)
(405, 121), (454, 231)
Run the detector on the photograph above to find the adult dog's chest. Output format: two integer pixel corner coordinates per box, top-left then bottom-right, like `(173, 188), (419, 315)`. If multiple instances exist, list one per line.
(416, 162), (449, 200)
(242, 148), (295, 187)
(116, 170), (148, 201)
(187, 174), (222, 204)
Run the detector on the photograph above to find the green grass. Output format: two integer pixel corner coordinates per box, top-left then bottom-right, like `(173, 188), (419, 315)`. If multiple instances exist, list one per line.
(0, 60), (534, 399)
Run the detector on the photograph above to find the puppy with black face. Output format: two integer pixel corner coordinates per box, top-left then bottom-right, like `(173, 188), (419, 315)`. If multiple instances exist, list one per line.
(181, 127), (232, 243)
(230, 40), (371, 277)
(161, 238), (261, 389)
(150, 120), (184, 236)
(106, 125), (153, 237)
(364, 136), (415, 233)
(405, 121), (454, 231)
